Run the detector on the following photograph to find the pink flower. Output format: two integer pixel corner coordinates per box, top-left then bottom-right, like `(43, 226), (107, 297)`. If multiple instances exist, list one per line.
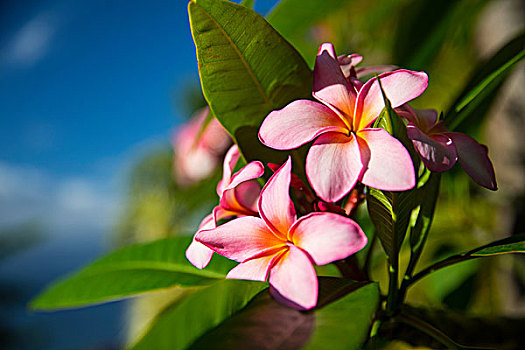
(173, 107), (231, 186)
(398, 105), (497, 190)
(196, 157), (367, 310)
(337, 53), (397, 81)
(259, 43), (428, 202)
(186, 145), (264, 269)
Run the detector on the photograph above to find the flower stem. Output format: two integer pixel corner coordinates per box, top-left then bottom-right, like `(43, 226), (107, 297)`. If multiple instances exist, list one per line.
(363, 231), (377, 279)
(386, 256), (399, 316)
(398, 310), (481, 349)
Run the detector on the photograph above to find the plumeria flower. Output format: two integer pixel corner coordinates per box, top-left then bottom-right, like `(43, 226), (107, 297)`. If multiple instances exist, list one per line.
(196, 157), (367, 310)
(338, 53), (397, 81)
(259, 43), (428, 202)
(173, 107), (231, 186)
(397, 105), (497, 190)
(186, 145), (264, 269)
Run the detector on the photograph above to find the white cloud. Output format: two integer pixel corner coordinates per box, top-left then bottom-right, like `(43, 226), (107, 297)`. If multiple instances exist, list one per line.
(1, 12), (59, 68)
(0, 162), (119, 237)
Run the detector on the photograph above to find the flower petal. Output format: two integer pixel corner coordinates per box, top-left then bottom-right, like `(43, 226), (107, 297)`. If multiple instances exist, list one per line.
(306, 132), (363, 202)
(313, 43), (355, 120)
(223, 161), (264, 192)
(354, 70), (428, 130)
(186, 238), (214, 269)
(259, 100), (348, 150)
(196, 216), (286, 262)
(269, 245), (318, 310)
(258, 157), (297, 237)
(407, 124), (457, 172)
(289, 212), (367, 265)
(186, 213), (216, 269)
(358, 128), (415, 191)
(446, 132), (497, 190)
(355, 65), (397, 78)
(233, 180), (261, 214)
(220, 180), (261, 216)
(338, 53), (363, 78)
(217, 145), (241, 196)
(226, 252), (280, 281)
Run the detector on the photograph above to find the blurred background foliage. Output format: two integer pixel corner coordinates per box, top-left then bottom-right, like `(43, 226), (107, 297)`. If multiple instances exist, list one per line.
(112, 0), (524, 347)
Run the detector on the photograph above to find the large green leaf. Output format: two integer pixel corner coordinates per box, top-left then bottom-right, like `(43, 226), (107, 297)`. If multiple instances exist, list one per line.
(266, 0), (352, 67)
(446, 30), (525, 130)
(393, 0), (488, 70)
(31, 236), (236, 310)
(367, 188), (416, 260)
(130, 279), (268, 350)
(408, 234), (525, 287)
(190, 278), (379, 350)
(189, 0), (312, 163)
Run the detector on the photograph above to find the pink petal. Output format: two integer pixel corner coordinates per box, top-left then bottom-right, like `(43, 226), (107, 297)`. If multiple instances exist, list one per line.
(233, 180), (261, 214)
(407, 124), (457, 172)
(446, 132), (497, 190)
(338, 53), (363, 78)
(289, 212), (367, 265)
(358, 128), (415, 191)
(219, 187), (258, 216)
(259, 100), (348, 150)
(196, 216), (286, 263)
(217, 145), (240, 196)
(258, 157), (297, 237)
(186, 213), (216, 269)
(213, 205), (236, 222)
(226, 252), (281, 281)
(218, 161), (262, 216)
(269, 245), (318, 310)
(313, 43), (355, 120)
(414, 109), (438, 132)
(223, 161), (264, 192)
(186, 238), (214, 270)
(200, 114), (231, 153)
(354, 70), (428, 131)
(355, 65), (397, 78)
(306, 132), (363, 202)
(337, 53), (363, 67)
(219, 180), (260, 216)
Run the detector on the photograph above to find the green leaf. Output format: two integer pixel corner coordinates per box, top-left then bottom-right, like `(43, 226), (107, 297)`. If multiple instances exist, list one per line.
(190, 278), (379, 350)
(189, 0), (312, 163)
(31, 236), (236, 310)
(240, 0), (255, 9)
(393, 0), (489, 70)
(446, 30), (525, 130)
(266, 0), (352, 67)
(367, 188), (416, 260)
(130, 279), (268, 350)
(470, 235), (525, 256)
(408, 234), (525, 287)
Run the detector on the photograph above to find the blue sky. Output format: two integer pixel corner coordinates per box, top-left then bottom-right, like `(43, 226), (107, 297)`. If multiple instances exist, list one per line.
(0, 1), (277, 348)
(0, 0), (278, 235)
(0, 0), (197, 177)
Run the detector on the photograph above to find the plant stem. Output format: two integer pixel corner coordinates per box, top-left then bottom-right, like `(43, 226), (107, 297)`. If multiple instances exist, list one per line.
(363, 232), (377, 279)
(398, 310), (489, 349)
(404, 254), (472, 289)
(386, 256), (399, 316)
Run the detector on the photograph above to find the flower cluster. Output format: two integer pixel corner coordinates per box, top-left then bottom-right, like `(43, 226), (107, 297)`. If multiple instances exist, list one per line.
(185, 43), (497, 309)
(172, 107), (231, 186)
